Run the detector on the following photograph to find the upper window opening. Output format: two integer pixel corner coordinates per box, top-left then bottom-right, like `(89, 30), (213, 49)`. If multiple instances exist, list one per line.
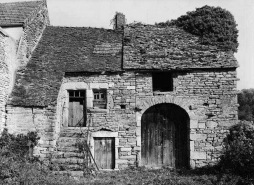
(152, 72), (173, 92)
(93, 89), (107, 109)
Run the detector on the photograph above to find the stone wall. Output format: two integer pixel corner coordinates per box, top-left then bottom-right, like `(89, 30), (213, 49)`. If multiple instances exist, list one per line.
(135, 69), (238, 167)
(5, 69), (238, 169)
(0, 31), (17, 132)
(57, 72), (137, 169)
(5, 106), (57, 158)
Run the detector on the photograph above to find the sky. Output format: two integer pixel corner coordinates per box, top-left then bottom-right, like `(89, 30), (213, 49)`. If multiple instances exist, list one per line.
(1, 0), (254, 90)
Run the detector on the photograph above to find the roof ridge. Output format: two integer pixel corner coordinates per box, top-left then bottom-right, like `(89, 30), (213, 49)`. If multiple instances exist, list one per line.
(0, 0), (43, 5)
(46, 25), (117, 31)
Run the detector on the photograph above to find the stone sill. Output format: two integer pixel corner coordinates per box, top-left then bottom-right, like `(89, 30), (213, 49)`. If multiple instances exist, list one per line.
(153, 91), (174, 96)
(99, 168), (119, 171)
(87, 108), (109, 113)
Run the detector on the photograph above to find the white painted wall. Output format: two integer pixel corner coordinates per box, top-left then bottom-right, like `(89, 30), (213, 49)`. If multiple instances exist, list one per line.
(2, 27), (23, 41)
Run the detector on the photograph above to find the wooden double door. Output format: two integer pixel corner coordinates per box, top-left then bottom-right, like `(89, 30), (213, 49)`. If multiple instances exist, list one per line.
(141, 103), (189, 168)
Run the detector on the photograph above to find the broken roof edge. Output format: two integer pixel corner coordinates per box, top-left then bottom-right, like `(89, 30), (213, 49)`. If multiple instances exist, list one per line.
(44, 25), (123, 32)
(23, 0), (48, 27)
(122, 66), (238, 71)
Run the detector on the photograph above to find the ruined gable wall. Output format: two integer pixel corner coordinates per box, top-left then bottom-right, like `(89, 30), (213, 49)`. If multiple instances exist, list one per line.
(1, 1), (50, 132)
(17, 1), (50, 67)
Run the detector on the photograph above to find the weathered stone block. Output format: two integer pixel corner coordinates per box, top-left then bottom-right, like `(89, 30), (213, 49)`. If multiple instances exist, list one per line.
(190, 134), (207, 141)
(121, 147), (132, 152)
(206, 121), (218, 128)
(191, 152), (206, 160)
(190, 120), (198, 128)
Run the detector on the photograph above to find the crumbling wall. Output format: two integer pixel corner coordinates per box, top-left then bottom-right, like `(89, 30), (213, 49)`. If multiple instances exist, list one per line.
(17, 0), (50, 67)
(1, 1), (50, 131)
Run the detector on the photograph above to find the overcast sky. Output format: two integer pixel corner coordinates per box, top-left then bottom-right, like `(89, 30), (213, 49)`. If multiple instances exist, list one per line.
(1, 0), (254, 90)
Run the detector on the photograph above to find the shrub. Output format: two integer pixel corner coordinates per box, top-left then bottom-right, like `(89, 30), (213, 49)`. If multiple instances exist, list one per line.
(219, 121), (254, 177)
(157, 5), (239, 52)
(0, 129), (83, 185)
(238, 89), (254, 121)
(0, 128), (39, 159)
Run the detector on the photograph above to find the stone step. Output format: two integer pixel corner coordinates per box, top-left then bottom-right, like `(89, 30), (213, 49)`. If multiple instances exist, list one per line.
(57, 137), (86, 143)
(57, 146), (80, 152)
(52, 157), (85, 164)
(56, 151), (84, 158)
(54, 170), (85, 177)
(59, 130), (88, 137)
(57, 136), (88, 148)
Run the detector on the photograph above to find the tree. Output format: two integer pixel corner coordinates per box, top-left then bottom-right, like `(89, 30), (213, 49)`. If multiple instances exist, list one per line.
(238, 89), (254, 121)
(157, 5), (239, 52)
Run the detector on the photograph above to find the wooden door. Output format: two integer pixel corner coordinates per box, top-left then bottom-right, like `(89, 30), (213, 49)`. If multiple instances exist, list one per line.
(141, 103), (189, 168)
(68, 90), (86, 127)
(94, 137), (115, 169)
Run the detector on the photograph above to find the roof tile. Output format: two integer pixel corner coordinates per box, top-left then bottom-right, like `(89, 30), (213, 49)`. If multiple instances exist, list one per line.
(0, 1), (42, 26)
(9, 26), (123, 106)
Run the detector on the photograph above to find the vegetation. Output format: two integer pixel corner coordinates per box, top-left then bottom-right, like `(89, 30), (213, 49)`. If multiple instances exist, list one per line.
(157, 5), (239, 52)
(219, 121), (254, 178)
(1, 121), (254, 184)
(238, 89), (254, 121)
(0, 129), (78, 184)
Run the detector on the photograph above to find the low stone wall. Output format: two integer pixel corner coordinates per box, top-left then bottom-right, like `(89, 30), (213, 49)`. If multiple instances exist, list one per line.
(5, 106), (57, 158)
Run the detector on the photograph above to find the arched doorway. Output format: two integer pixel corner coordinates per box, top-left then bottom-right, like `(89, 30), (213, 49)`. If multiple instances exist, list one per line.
(141, 103), (190, 168)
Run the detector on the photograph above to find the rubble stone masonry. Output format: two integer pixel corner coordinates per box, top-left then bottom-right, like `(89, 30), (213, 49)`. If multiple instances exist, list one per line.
(5, 69), (238, 169)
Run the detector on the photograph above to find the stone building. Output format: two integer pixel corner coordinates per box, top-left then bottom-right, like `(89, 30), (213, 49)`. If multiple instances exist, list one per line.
(0, 0), (239, 170)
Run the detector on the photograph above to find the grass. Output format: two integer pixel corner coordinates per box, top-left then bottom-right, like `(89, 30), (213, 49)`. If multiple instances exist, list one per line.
(68, 167), (249, 185)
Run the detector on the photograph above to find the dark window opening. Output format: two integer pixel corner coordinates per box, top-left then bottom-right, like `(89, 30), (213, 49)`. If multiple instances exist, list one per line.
(93, 89), (107, 109)
(120, 105), (126, 109)
(68, 90), (86, 127)
(152, 72), (173, 92)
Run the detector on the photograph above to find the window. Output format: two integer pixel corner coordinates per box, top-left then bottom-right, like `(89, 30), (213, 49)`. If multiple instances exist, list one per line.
(152, 72), (173, 92)
(68, 90), (86, 127)
(93, 89), (107, 109)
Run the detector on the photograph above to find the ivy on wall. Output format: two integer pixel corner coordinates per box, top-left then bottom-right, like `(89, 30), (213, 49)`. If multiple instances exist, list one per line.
(157, 5), (239, 52)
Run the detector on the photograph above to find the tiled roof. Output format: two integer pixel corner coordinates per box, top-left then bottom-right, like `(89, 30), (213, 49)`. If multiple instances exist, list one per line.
(123, 24), (238, 70)
(0, 0), (43, 26)
(9, 26), (123, 106)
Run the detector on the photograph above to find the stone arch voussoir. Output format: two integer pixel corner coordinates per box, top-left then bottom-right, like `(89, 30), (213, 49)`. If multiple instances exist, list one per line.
(137, 95), (196, 121)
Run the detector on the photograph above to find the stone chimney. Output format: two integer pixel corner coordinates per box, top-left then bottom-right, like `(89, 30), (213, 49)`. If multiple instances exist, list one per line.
(114, 12), (125, 30)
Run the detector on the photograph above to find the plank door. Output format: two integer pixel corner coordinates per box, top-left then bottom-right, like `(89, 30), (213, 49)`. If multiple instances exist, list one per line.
(68, 90), (86, 127)
(94, 137), (115, 169)
(141, 103), (189, 168)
